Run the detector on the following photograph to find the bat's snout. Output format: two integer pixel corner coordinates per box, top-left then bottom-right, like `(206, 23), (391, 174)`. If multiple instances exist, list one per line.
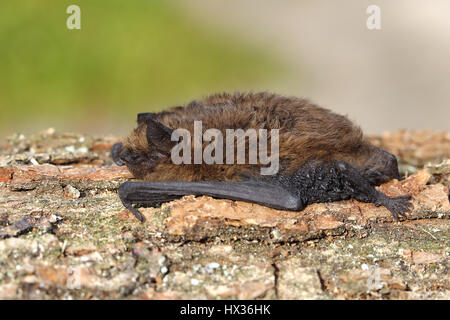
(111, 142), (125, 166)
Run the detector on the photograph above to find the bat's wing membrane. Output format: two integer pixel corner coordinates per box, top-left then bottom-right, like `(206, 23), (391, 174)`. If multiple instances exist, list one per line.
(118, 180), (303, 222)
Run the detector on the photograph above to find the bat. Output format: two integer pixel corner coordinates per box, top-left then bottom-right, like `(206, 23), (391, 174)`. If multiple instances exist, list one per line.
(111, 92), (412, 222)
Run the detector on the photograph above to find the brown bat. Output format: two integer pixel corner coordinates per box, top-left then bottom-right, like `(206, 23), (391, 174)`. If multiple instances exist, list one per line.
(111, 92), (412, 222)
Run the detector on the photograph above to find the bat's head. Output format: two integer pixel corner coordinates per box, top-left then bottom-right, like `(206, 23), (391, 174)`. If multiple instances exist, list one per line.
(111, 114), (175, 179)
(348, 142), (400, 185)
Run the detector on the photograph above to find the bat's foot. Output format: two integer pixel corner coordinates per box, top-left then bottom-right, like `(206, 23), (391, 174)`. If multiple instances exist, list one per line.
(376, 195), (413, 221)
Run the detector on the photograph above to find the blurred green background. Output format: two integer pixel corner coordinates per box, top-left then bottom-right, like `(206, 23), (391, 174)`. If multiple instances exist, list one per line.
(0, 0), (284, 136)
(1, 1), (448, 137)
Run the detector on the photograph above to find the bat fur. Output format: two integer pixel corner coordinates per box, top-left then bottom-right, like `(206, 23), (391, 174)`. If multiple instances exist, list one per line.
(111, 92), (412, 222)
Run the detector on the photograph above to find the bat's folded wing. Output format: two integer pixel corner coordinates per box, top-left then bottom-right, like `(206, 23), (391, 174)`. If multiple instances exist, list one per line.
(118, 180), (303, 222)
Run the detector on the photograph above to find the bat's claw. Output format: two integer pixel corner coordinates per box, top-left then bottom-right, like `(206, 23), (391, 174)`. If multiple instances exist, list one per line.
(385, 195), (413, 221)
(126, 205), (145, 222)
(118, 182), (146, 222)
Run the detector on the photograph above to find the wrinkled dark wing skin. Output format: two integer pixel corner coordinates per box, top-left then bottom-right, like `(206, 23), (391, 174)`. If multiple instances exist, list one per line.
(118, 180), (303, 222)
(280, 160), (413, 221)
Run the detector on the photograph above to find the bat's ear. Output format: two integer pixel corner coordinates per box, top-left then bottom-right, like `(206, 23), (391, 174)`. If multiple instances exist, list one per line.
(137, 113), (155, 125)
(145, 118), (175, 154)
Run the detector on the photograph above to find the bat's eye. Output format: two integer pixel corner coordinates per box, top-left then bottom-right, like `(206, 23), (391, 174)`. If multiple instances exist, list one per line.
(150, 154), (160, 162)
(123, 152), (144, 164)
(149, 151), (168, 163)
(113, 147), (145, 165)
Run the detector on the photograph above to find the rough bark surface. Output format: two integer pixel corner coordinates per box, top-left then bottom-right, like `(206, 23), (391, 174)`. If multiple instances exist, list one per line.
(0, 129), (448, 299)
